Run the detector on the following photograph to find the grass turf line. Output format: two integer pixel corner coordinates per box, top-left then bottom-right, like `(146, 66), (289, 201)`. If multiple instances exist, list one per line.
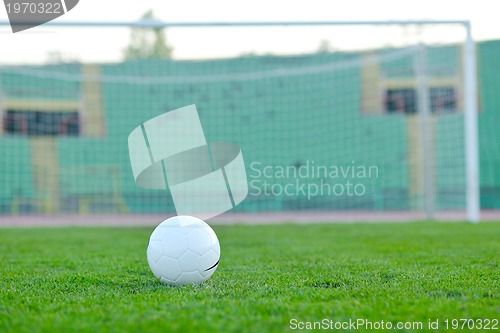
(0, 222), (498, 333)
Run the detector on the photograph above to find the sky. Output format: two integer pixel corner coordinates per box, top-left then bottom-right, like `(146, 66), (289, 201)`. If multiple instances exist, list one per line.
(0, 0), (499, 64)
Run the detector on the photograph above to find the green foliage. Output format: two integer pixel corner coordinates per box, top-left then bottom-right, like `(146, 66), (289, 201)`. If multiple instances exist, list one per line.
(123, 10), (173, 60)
(0, 222), (498, 332)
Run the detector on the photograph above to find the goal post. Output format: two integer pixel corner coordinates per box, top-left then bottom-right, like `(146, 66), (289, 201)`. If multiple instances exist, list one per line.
(0, 20), (480, 222)
(463, 23), (480, 223)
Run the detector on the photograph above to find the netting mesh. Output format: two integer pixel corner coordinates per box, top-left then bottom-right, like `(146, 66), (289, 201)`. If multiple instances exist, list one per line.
(0, 38), (474, 215)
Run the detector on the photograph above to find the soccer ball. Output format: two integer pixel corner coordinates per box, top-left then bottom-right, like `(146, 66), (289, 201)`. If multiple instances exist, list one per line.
(147, 215), (220, 286)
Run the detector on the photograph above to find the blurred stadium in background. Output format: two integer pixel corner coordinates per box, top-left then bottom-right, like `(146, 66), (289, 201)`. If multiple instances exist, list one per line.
(0, 20), (498, 224)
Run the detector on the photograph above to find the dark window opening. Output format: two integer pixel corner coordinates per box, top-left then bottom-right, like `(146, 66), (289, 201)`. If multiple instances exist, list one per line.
(385, 89), (417, 114)
(3, 110), (80, 136)
(430, 87), (456, 114)
(384, 87), (457, 114)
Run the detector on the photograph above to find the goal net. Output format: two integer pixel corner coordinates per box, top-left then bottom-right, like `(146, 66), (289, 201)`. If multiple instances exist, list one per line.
(0, 22), (478, 220)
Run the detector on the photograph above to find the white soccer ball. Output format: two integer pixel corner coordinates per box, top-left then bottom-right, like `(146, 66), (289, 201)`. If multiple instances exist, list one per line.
(147, 215), (220, 286)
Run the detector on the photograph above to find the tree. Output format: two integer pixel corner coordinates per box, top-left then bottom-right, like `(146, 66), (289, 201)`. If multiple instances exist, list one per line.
(123, 10), (173, 60)
(317, 39), (334, 53)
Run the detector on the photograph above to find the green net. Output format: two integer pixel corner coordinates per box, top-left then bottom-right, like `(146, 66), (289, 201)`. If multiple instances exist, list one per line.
(0, 37), (497, 215)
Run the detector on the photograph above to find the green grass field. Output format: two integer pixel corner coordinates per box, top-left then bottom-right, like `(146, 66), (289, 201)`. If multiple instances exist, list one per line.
(0, 222), (498, 333)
